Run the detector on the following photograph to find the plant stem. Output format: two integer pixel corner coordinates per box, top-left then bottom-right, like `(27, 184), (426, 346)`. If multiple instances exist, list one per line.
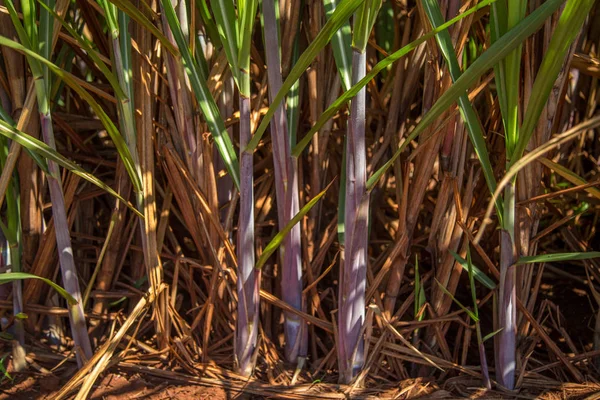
(476, 322), (492, 390)
(40, 112), (92, 366)
(497, 182), (517, 389)
(338, 49), (369, 383)
(262, 0), (305, 363)
(236, 94), (259, 376)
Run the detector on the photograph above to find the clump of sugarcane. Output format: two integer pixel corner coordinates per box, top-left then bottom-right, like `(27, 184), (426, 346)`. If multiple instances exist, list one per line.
(337, 0), (381, 384)
(2, 0), (93, 365)
(488, 0), (594, 389)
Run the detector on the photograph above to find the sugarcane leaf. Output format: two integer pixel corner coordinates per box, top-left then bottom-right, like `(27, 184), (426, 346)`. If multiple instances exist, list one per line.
(324, 0), (352, 91)
(483, 328), (503, 343)
(106, 0), (179, 55)
(414, 255), (426, 321)
(323, 0), (352, 245)
(256, 181), (333, 270)
(238, 0), (259, 95)
(14, 313), (27, 320)
(0, 36), (143, 192)
(0, 272), (77, 305)
(212, 0), (240, 86)
(449, 250), (496, 290)
(511, 0), (595, 165)
(98, 0), (119, 37)
(490, 0), (509, 127)
(466, 247), (479, 318)
(422, 0), (502, 218)
(292, 0), (497, 158)
(247, 0), (365, 151)
(367, 0), (564, 190)
(434, 278), (479, 321)
(0, 119), (142, 217)
(0, 354), (12, 382)
(287, 36), (302, 146)
(36, 0), (126, 99)
(538, 157), (600, 201)
(161, 0), (241, 190)
(196, 0), (222, 47)
(516, 252), (600, 265)
(352, 0), (382, 53)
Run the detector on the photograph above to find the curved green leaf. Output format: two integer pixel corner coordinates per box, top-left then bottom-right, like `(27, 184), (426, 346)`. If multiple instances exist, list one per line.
(0, 36), (143, 192)
(256, 181), (332, 270)
(517, 252), (600, 265)
(0, 119), (142, 217)
(0, 272), (77, 305)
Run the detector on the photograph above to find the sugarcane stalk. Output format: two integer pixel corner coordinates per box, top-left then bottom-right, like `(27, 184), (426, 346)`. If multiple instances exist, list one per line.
(262, 0), (305, 363)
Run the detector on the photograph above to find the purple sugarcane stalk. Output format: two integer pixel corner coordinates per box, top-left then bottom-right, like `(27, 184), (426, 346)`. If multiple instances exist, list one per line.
(41, 112), (93, 367)
(497, 183), (517, 389)
(262, 0), (305, 363)
(338, 50), (369, 384)
(235, 95), (260, 376)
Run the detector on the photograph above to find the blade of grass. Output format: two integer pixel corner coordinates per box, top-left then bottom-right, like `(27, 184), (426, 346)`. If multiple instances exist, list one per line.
(517, 252), (600, 265)
(256, 181), (332, 270)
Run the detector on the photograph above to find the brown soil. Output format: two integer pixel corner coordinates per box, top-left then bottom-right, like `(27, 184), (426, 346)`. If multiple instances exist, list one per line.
(0, 372), (233, 400)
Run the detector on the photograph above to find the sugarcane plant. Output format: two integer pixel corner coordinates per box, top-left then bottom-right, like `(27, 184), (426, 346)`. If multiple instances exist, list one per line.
(0, 108), (25, 371)
(261, 0), (306, 364)
(211, 0), (260, 376)
(489, 0), (595, 389)
(3, 0), (93, 366)
(337, 0), (381, 384)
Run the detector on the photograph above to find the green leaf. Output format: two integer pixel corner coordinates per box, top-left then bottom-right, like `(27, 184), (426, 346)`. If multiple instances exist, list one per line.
(422, 0), (502, 218)
(466, 247), (479, 319)
(14, 313), (27, 320)
(483, 328), (503, 342)
(0, 35), (143, 193)
(435, 278), (478, 322)
(516, 252), (600, 265)
(196, 0), (222, 48)
(256, 182), (332, 270)
(0, 272), (77, 305)
(212, 0), (240, 86)
(0, 354), (12, 382)
(0, 119), (142, 217)
(352, 0), (382, 53)
(510, 0), (596, 166)
(538, 157), (600, 201)
(161, 0), (241, 190)
(107, 0), (179, 55)
(324, 0), (352, 91)
(237, 0), (260, 96)
(449, 250), (496, 290)
(292, 0), (497, 158)
(36, 0), (126, 99)
(414, 255), (426, 321)
(98, 0), (120, 38)
(246, 0), (365, 151)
